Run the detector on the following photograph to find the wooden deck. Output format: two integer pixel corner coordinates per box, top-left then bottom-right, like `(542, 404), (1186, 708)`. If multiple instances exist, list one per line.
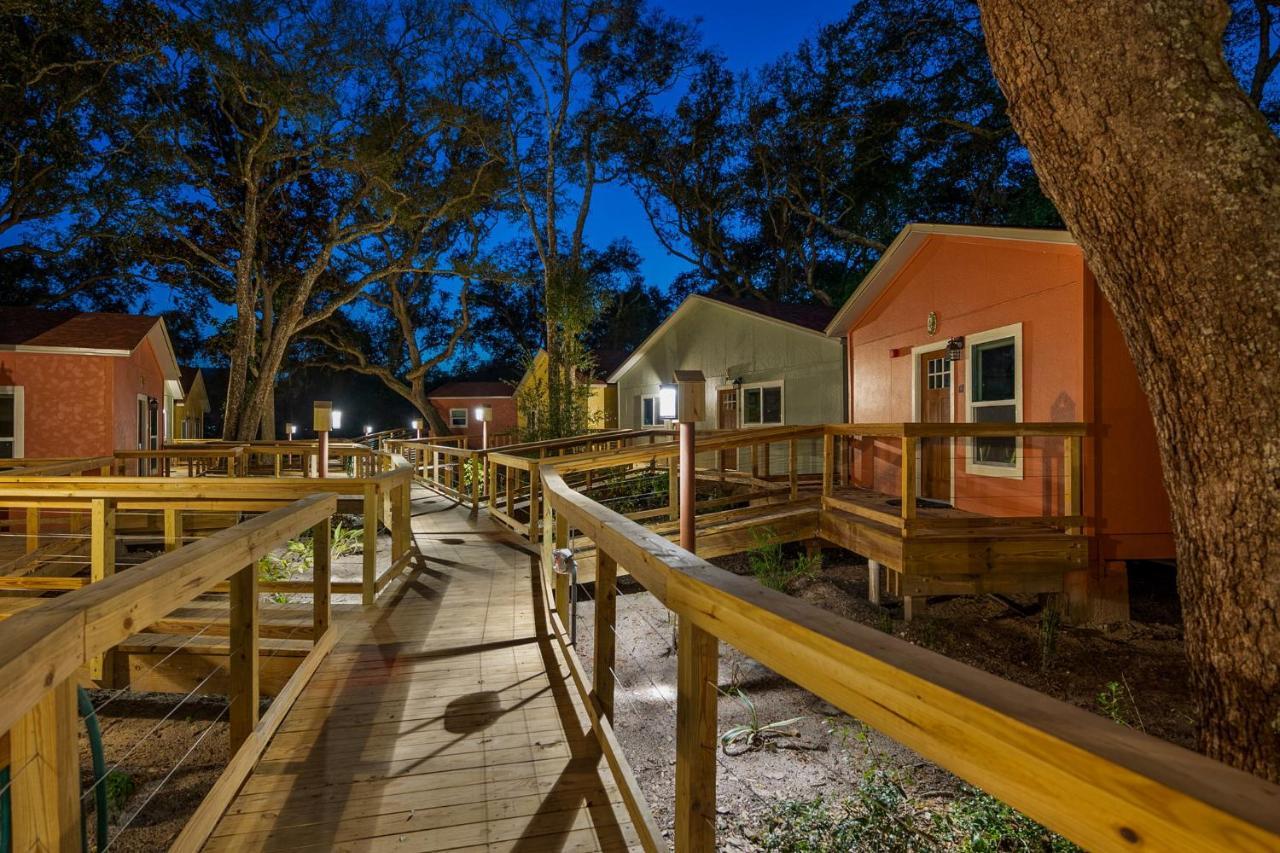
(204, 489), (641, 852)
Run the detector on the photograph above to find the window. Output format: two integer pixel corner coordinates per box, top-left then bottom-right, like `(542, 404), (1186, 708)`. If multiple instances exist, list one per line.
(640, 394), (658, 427)
(926, 356), (950, 390)
(967, 324), (1021, 477)
(0, 387), (22, 458)
(449, 408), (467, 428)
(741, 382), (783, 426)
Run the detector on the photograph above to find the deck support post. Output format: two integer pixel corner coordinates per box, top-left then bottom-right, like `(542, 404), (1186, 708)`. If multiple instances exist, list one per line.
(313, 517), (331, 641)
(90, 498), (116, 683)
(594, 550), (618, 721)
(903, 595), (928, 622)
(867, 559), (882, 605)
(10, 678), (79, 853)
(675, 617), (718, 852)
(362, 483), (379, 605)
(228, 562), (259, 751)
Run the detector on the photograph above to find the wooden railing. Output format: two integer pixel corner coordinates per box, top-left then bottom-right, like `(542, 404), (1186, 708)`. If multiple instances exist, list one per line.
(535, 443), (1280, 852)
(0, 457), (415, 606)
(0, 494), (340, 852)
(388, 440), (486, 512)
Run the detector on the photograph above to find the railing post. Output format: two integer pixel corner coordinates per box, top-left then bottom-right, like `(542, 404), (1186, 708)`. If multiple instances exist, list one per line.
(675, 617), (718, 852)
(362, 483), (379, 606)
(900, 435), (917, 524)
(25, 506), (39, 554)
(228, 561), (259, 751)
(1065, 434), (1083, 534)
(505, 464), (515, 517)
(163, 507), (183, 552)
(391, 480), (406, 568)
(594, 550), (618, 721)
(789, 438), (798, 501)
(554, 513), (570, 622)
(822, 431), (834, 497)
(274, 453), (282, 478)
(90, 498), (116, 683)
(313, 517), (331, 640)
(11, 678), (79, 853)
(528, 466), (541, 544)
(668, 454), (679, 522)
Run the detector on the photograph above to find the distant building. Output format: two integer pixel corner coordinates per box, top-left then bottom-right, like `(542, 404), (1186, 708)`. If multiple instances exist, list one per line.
(425, 381), (516, 447)
(608, 293), (843, 468)
(0, 308), (183, 458)
(174, 366), (211, 439)
(514, 348), (626, 436)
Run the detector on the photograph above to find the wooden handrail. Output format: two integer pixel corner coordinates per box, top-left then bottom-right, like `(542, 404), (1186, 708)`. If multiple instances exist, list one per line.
(537, 460), (1280, 852)
(0, 493), (336, 736)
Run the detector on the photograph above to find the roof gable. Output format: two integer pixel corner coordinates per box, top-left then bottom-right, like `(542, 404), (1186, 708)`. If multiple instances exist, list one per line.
(0, 307), (161, 351)
(824, 224), (1076, 337)
(606, 293), (837, 382)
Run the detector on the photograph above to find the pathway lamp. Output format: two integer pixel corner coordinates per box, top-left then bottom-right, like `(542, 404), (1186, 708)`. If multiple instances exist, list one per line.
(475, 404), (493, 449)
(313, 402), (333, 479)
(411, 418), (422, 439)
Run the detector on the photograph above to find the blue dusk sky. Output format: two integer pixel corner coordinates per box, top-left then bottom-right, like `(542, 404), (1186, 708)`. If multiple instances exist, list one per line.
(581, 0), (840, 291)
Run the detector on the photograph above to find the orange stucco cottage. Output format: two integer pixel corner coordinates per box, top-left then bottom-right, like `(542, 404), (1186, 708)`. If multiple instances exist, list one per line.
(826, 224), (1174, 621)
(0, 308), (183, 459)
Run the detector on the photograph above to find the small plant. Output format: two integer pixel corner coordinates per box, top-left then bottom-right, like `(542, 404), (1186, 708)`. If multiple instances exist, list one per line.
(748, 528), (821, 591)
(330, 521), (364, 557)
(945, 787), (1079, 852)
(1039, 600), (1061, 671)
(875, 611), (894, 634)
(463, 457), (486, 491)
(1096, 676), (1145, 731)
(103, 770), (135, 819)
(718, 687), (804, 755)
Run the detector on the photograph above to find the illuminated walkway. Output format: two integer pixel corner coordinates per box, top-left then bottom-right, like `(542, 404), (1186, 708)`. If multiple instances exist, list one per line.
(203, 490), (639, 851)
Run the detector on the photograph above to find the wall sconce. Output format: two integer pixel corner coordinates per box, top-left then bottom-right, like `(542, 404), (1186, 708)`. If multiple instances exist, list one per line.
(658, 385), (677, 421)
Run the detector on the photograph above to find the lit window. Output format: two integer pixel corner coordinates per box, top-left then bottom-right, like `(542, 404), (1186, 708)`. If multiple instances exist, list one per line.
(967, 325), (1021, 476)
(741, 382), (783, 426)
(449, 408), (467, 428)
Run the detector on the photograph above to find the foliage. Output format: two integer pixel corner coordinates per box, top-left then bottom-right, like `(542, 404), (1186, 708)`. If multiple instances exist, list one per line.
(718, 687), (804, 755)
(747, 527), (822, 591)
(1095, 677), (1145, 731)
(257, 525), (361, 602)
(594, 469), (669, 515)
(754, 777), (1077, 852)
(462, 457), (486, 491)
(330, 521), (364, 558)
(103, 769), (135, 819)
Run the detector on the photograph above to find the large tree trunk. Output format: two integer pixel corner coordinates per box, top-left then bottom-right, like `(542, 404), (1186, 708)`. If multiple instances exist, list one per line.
(976, 0), (1280, 780)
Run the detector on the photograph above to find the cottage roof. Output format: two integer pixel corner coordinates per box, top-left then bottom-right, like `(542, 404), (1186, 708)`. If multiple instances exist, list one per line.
(427, 381), (515, 399)
(605, 293), (837, 383)
(0, 307), (181, 381)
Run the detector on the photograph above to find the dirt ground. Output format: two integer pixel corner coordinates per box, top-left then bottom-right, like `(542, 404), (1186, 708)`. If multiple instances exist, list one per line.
(573, 548), (1191, 846)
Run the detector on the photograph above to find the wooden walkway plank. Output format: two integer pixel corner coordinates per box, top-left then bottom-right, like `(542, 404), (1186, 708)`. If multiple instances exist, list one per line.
(205, 488), (639, 852)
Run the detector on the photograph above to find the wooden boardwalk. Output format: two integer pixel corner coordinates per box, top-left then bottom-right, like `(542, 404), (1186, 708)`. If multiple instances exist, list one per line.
(204, 489), (641, 852)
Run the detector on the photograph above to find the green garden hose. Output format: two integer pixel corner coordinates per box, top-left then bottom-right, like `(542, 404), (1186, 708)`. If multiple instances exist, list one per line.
(77, 687), (108, 853)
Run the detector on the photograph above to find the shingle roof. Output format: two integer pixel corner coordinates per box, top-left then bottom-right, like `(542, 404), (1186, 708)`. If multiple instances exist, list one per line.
(591, 347), (630, 379)
(0, 307), (161, 351)
(427, 381), (515, 399)
(179, 365), (202, 393)
(702, 293), (838, 332)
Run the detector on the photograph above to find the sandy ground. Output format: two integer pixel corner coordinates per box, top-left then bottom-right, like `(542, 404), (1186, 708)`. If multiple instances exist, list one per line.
(571, 549), (1190, 845)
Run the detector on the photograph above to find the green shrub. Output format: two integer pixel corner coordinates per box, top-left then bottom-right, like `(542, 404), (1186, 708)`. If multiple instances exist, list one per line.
(748, 528), (821, 591)
(103, 770), (135, 819)
(946, 788), (1079, 852)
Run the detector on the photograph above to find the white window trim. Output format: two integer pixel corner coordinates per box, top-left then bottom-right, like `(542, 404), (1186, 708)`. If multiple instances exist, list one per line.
(640, 393), (659, 427)
(0, 386), (25, 458)
(739, 380), (785, 427)
(449, 408), (467, 428)
(965, 323), (1023, 479)
(911, 341), (955, 503)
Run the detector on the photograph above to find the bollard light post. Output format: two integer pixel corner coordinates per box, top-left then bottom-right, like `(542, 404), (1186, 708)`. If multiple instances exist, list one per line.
(475, 404), (493, 450)
(313, 402), (333, 479)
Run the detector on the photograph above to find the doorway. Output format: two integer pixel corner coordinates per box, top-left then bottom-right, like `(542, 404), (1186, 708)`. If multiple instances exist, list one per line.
(717, 388), (738, 470)
(916, 353), (952, 503)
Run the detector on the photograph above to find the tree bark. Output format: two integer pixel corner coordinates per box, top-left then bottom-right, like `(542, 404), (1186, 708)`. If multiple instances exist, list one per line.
(976, 0), (1280, 780)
